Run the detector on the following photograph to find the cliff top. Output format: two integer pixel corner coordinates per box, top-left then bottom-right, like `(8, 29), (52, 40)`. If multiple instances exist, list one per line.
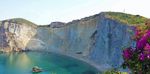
(104, 12), (148, 25)
(0, 18), (37, 27)
(0, 12), (148, 27)
(66, 12), (148, 26)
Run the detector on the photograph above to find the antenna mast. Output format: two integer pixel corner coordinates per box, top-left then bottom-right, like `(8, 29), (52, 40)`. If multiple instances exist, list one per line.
(123, 9), (125, 13)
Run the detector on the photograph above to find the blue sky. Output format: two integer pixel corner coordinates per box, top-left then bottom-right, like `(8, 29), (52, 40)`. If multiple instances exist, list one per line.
(0, 0), (150, 25)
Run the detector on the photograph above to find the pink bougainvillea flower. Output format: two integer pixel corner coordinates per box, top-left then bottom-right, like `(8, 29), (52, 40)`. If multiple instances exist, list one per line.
(135, 29), (141, 36)
(136, 30), (150, 49)
(147, 54), (150, 59)
(122, 21), (150, 73)
(123, 48), (133, 59)
(139, 53), (145, 61)
(144, 43), (150, 51)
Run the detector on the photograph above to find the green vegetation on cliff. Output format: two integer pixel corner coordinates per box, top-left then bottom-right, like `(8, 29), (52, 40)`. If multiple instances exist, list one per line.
(105, 12), (148, 25)
(1, 18), (37, 27)
(0, 12), (148, 27)
(11, 18), (37, 27)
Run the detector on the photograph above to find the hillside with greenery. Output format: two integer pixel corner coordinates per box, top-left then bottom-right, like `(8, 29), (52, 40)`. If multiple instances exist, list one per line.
(105, 12), (148, 25)
(0, 18), (37, 27)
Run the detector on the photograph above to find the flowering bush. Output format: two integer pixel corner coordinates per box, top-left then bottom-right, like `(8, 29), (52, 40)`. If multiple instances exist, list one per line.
(122, 20), (150, 74)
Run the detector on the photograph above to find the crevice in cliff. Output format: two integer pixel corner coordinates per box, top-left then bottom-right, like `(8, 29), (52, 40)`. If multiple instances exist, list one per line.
(107, 23), (112, 58)
(88, 30), (98, 59)
(0, 21), (8, 49)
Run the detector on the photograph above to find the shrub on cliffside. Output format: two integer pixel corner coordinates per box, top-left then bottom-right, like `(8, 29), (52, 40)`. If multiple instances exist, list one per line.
(105, 12), (147, 25)
(122, 19), (150, 74)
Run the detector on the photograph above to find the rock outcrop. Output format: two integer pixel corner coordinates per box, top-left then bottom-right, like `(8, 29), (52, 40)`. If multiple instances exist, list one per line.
(0, 18), (37, 52)
(0, 12), (147, 70)
(48, 22), (66, 28)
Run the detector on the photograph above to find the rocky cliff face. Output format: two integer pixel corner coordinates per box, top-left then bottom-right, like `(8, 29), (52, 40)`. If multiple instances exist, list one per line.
(0, 18), (37, 52)
(89, 13), (136, 69)
(30, 12), (138, 70)
(0, 12), (146, 70)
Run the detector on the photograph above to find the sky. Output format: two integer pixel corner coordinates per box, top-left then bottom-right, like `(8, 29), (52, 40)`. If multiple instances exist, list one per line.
(0, 0), (150, 25)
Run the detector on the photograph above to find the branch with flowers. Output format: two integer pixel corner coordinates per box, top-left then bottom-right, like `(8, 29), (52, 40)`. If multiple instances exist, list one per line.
(122, 20), (150, 74)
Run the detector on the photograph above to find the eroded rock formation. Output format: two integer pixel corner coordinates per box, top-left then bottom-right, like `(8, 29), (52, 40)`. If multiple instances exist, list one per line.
(0, 19), (37, 52)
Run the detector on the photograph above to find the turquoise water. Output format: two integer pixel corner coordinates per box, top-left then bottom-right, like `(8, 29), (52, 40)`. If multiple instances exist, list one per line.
(0, 52), (100, 74)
